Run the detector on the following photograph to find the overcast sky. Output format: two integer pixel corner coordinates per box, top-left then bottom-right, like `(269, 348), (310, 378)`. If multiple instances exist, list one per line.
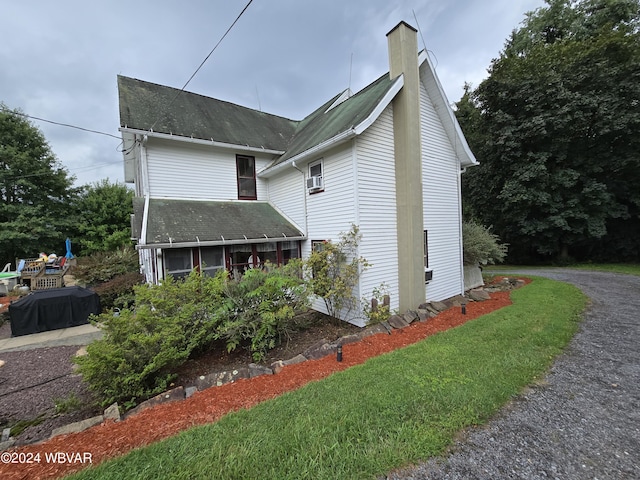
(1, 0), (545, 187)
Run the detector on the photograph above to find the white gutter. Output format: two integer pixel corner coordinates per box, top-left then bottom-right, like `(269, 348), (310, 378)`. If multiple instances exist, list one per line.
(136, 235), (308, 250)
(260, 128), (357, 178)
(139, 135), (151, 246)
(140, 195), (150, 246)
(119, 127), (285, 156)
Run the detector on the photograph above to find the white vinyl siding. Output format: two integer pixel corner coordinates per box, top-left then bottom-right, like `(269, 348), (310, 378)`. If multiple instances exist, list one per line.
(304, 145), (357, 245)
(267, 168), (306, 232)
(419, 82), (464, 301)
(355, 105), (400, 317)
(144, 138), (269, 200)
(302, 143), (359, 322)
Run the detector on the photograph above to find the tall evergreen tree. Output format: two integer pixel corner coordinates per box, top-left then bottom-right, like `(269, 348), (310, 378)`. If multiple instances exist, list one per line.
(0, 106), (78, 267)
(460, 0), (640, 262)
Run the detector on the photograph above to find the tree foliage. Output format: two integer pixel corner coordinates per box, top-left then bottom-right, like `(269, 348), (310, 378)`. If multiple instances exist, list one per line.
(74, 179), (134, 255)
(459, 0), (640, 263)
(0, 106), (78, 266)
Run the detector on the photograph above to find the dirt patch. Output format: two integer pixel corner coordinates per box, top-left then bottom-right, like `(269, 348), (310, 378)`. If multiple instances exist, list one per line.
(0, 290), (513, 480)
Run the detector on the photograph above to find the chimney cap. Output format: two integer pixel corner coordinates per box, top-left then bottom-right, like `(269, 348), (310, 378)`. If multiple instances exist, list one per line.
(386, 21), (418, 37)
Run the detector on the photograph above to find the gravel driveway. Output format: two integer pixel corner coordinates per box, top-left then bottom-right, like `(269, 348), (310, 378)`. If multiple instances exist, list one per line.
(386, 269), (639, 480)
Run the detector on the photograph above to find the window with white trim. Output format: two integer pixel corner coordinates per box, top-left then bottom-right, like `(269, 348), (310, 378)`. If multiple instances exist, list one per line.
(308, 159), (324, 194)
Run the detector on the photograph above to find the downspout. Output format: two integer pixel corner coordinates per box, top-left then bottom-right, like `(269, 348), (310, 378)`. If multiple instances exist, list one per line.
(291, 161), (309, 238)
(138, 134), (156, 284)
(457, 165), (466, 295)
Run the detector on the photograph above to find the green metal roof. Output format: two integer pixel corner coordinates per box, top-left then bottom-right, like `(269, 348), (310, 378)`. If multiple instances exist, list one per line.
(118, 76), (297, 151)
(118, 71), (398, 164)
(133, 198), (304, 246)
(274, 73), (396, 164)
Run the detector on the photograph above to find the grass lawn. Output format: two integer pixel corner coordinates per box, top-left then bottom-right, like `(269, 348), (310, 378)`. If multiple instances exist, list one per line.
(70, 277), (586, 480)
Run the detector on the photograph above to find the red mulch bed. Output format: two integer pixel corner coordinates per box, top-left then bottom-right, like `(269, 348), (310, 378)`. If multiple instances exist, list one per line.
(0, 289), (515, 479)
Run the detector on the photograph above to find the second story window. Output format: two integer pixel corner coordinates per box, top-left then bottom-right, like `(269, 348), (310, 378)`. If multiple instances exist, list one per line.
(307, 159), (324, 194)
(237, 155), (256, 200)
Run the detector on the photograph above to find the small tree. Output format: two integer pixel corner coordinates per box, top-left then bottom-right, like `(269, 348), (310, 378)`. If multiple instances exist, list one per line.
(462, 220), (508, 266)
(305, 224), (369, 320)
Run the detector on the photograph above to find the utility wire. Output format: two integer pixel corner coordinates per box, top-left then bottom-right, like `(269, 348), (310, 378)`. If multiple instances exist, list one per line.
(1, 1), (254, 181)
(0, 372), (70, 398)
(0, 106), (121, 140)
(149, 0), (255, 132)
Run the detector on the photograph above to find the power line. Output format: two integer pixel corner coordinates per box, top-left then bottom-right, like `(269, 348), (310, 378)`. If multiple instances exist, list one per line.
(149, 0), (255, 131)
(1, 1), (254, 183)
(0, 106), (121, 140)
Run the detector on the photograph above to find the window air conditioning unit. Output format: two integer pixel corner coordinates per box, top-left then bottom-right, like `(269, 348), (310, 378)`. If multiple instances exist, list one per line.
(306, 176), (323, 192)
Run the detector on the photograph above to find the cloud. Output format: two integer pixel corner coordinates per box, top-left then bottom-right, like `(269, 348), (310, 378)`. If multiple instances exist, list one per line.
(2, 0), (545, 186)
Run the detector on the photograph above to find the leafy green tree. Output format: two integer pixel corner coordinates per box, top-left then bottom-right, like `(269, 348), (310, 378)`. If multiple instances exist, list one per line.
(74, 179), (134, 255)
(460, 0), (640, 262)
(0, 105), (78, 267)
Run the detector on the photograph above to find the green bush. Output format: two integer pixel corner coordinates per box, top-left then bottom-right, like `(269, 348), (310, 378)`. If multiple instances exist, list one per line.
(216, 260), (310, 361)
(91, 271), (144, 310)
(462, 221), (508, 266)
(74, 269), (226, 409)
(73, 246), (139, 286)
(75, 262), (310, 408)
(361, 284), (391, 325)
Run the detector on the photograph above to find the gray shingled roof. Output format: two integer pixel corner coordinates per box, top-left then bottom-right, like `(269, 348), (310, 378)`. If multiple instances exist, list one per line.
(118, 72), (398, 164)
(118, 76), (297, 151)
(274, 73), (396, 164)
(133, 198), (304, 246)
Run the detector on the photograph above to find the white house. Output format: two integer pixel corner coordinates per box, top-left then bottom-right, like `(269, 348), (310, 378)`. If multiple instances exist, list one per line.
(118, 21), (478, 326)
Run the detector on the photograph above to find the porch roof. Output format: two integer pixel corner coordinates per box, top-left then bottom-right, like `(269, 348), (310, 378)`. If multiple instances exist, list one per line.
(133, 198), (305, 249)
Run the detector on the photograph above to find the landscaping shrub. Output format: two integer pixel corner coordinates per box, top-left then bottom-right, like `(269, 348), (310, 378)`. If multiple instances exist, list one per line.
(462, 220), (508, 266)
(305, 224), (369, 320)
(72, 246), (139, 286)
(91, 271), (144, 310)
(75, 262), (310, 408)
(74, 269), (226, 408)
(215, 259), (310, 361)
(362, 284), (392, 325)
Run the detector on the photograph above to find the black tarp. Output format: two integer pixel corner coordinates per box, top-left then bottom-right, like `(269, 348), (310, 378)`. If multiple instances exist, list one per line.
(9, 286), (101, 337)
